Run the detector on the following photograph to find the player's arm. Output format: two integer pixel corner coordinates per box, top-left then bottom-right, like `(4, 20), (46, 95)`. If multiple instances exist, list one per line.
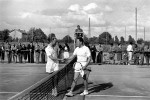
(48, 55), (57, 60)
(65, 47), (78, 60)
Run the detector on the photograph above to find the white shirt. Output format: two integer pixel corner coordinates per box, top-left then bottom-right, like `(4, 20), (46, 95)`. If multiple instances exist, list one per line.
(127, 44), (133, 52)
(45, 44), (59, 73)
(73, 45), (91, 62)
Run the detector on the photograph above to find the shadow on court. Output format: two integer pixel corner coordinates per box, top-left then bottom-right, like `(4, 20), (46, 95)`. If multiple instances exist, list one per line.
(88, 82), (113, 94)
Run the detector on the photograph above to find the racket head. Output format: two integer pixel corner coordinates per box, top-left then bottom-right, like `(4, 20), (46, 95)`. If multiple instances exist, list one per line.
(73, 62), (83, 71)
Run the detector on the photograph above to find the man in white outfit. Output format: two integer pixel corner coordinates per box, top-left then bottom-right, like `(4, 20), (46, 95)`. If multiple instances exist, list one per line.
(65, 38), (91, 96)
(127, 42), (133, 65)
(45, 37), (61, 96)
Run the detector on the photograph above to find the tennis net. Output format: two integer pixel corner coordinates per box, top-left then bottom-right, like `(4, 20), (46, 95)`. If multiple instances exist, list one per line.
(8, 57), (76, 100)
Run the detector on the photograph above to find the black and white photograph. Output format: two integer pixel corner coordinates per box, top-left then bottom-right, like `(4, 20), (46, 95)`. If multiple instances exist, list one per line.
(0, 0), (150, 100)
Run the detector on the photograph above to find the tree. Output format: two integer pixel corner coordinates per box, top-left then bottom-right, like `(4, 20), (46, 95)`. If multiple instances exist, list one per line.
(27, 27), (36, 42)
(62, 35), (73, 43)
(0, 29), (10, 42)
(114, 36), (119, 44)
(109, 37), (114, 45)
(27, 28), (47, 42)
(83, 35), (89, 44)
(98, 32), (112, 44)
(89, 36), (99, 44)
(34, 28), (47, 42)
(120, 36), (125, 44)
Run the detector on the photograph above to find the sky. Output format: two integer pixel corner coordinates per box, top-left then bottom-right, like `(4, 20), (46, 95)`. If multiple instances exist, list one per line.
(0, 0), (150, 40)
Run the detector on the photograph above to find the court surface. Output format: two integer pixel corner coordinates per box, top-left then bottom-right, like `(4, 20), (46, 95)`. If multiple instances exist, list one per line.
(65, 65), (150, 100)
(1, 63), (150, 100)
(0, 63), (64, 100)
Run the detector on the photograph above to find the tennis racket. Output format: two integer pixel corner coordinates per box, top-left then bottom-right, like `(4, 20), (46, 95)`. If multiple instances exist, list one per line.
(73, 62), (85, 77)
(73, 62), (83, 71)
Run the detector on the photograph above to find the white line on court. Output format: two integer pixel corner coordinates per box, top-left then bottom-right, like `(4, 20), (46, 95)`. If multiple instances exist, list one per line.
(86, 94), (150, 98)
(0, 92), (18, 94)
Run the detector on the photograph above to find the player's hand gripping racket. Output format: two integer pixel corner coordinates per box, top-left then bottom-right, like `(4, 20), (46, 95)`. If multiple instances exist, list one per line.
(73, 62), (84, 77)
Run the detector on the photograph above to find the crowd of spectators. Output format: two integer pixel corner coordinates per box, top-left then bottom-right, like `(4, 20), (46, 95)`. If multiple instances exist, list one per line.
(0, 42), (70, 64)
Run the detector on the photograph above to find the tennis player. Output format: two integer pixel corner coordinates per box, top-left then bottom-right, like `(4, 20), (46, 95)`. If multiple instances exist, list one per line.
(45, 37), (62, 96)
(66, 38), (91, 96)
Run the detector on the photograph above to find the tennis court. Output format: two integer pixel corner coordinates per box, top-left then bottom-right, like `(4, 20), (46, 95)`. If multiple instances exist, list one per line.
(1, 60), (150, 100)
(0, 63), (65, 100)
(65, 65), (150, 100)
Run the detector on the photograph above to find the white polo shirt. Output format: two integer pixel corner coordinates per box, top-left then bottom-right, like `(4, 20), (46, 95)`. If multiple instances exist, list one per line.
(127, 44), (133, 52)
(45, 44), (59, 73)
(73, 45), (91, 62)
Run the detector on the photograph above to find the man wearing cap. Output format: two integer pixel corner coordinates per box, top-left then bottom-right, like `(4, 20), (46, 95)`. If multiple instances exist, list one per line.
(75, 25), (83, 39)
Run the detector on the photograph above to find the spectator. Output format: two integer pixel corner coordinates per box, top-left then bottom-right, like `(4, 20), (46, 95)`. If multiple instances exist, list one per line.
(139, 42), (145, 65)
(91, 45), (96, 63)
(41, 43), (46, 63)
(35, 43), (40, 64)
(127, 42), (133, 65)
(7, 43), (12, 63)
(17, 43), (22, 63)
(27, 43), (31, 63)
(1, 43), (5, 63)
(109, 43), (115, 64)
(22, 44), (27, 63)
(58, 44), (64, 60)
(12, 44), (17, 63)
(30, 42), (35, 63)
(96, 44), (103, 64)
(117, 44), (122, 60)
(144, 44), (149, 65)
(133, 44), (140, 65)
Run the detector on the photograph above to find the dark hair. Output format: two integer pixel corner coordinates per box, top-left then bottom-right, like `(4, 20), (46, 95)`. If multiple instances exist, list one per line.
(77, 37), (84, 43)
(49, 37), (56, 43)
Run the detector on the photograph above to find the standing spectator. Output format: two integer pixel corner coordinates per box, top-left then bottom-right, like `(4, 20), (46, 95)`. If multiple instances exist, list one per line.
(139, 42), (145, 65)
(144, 44), (149, 65)
(1, 43), (5, 63)
(63, 43), (70, 59)
(41, 43), (46, 63)
(27, 43), (31, 63)
(17, 43), (22, 63)
(35, 43), (40, 63)
(7, 44), (12, 63)
(30, 42), (35, 63)
(109, 44), (115, 64)
(5, 42), (9, 63)
(58, 44), (64, 59)
(127, 42), (133, 65)
(91, 45), (96, 63)
(22, 44), (27, 63)
(117, 44), (122, 63)
(12, 44), (17, 63)
(96, 44), (103, 64)
(133, 44), (140, 65)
